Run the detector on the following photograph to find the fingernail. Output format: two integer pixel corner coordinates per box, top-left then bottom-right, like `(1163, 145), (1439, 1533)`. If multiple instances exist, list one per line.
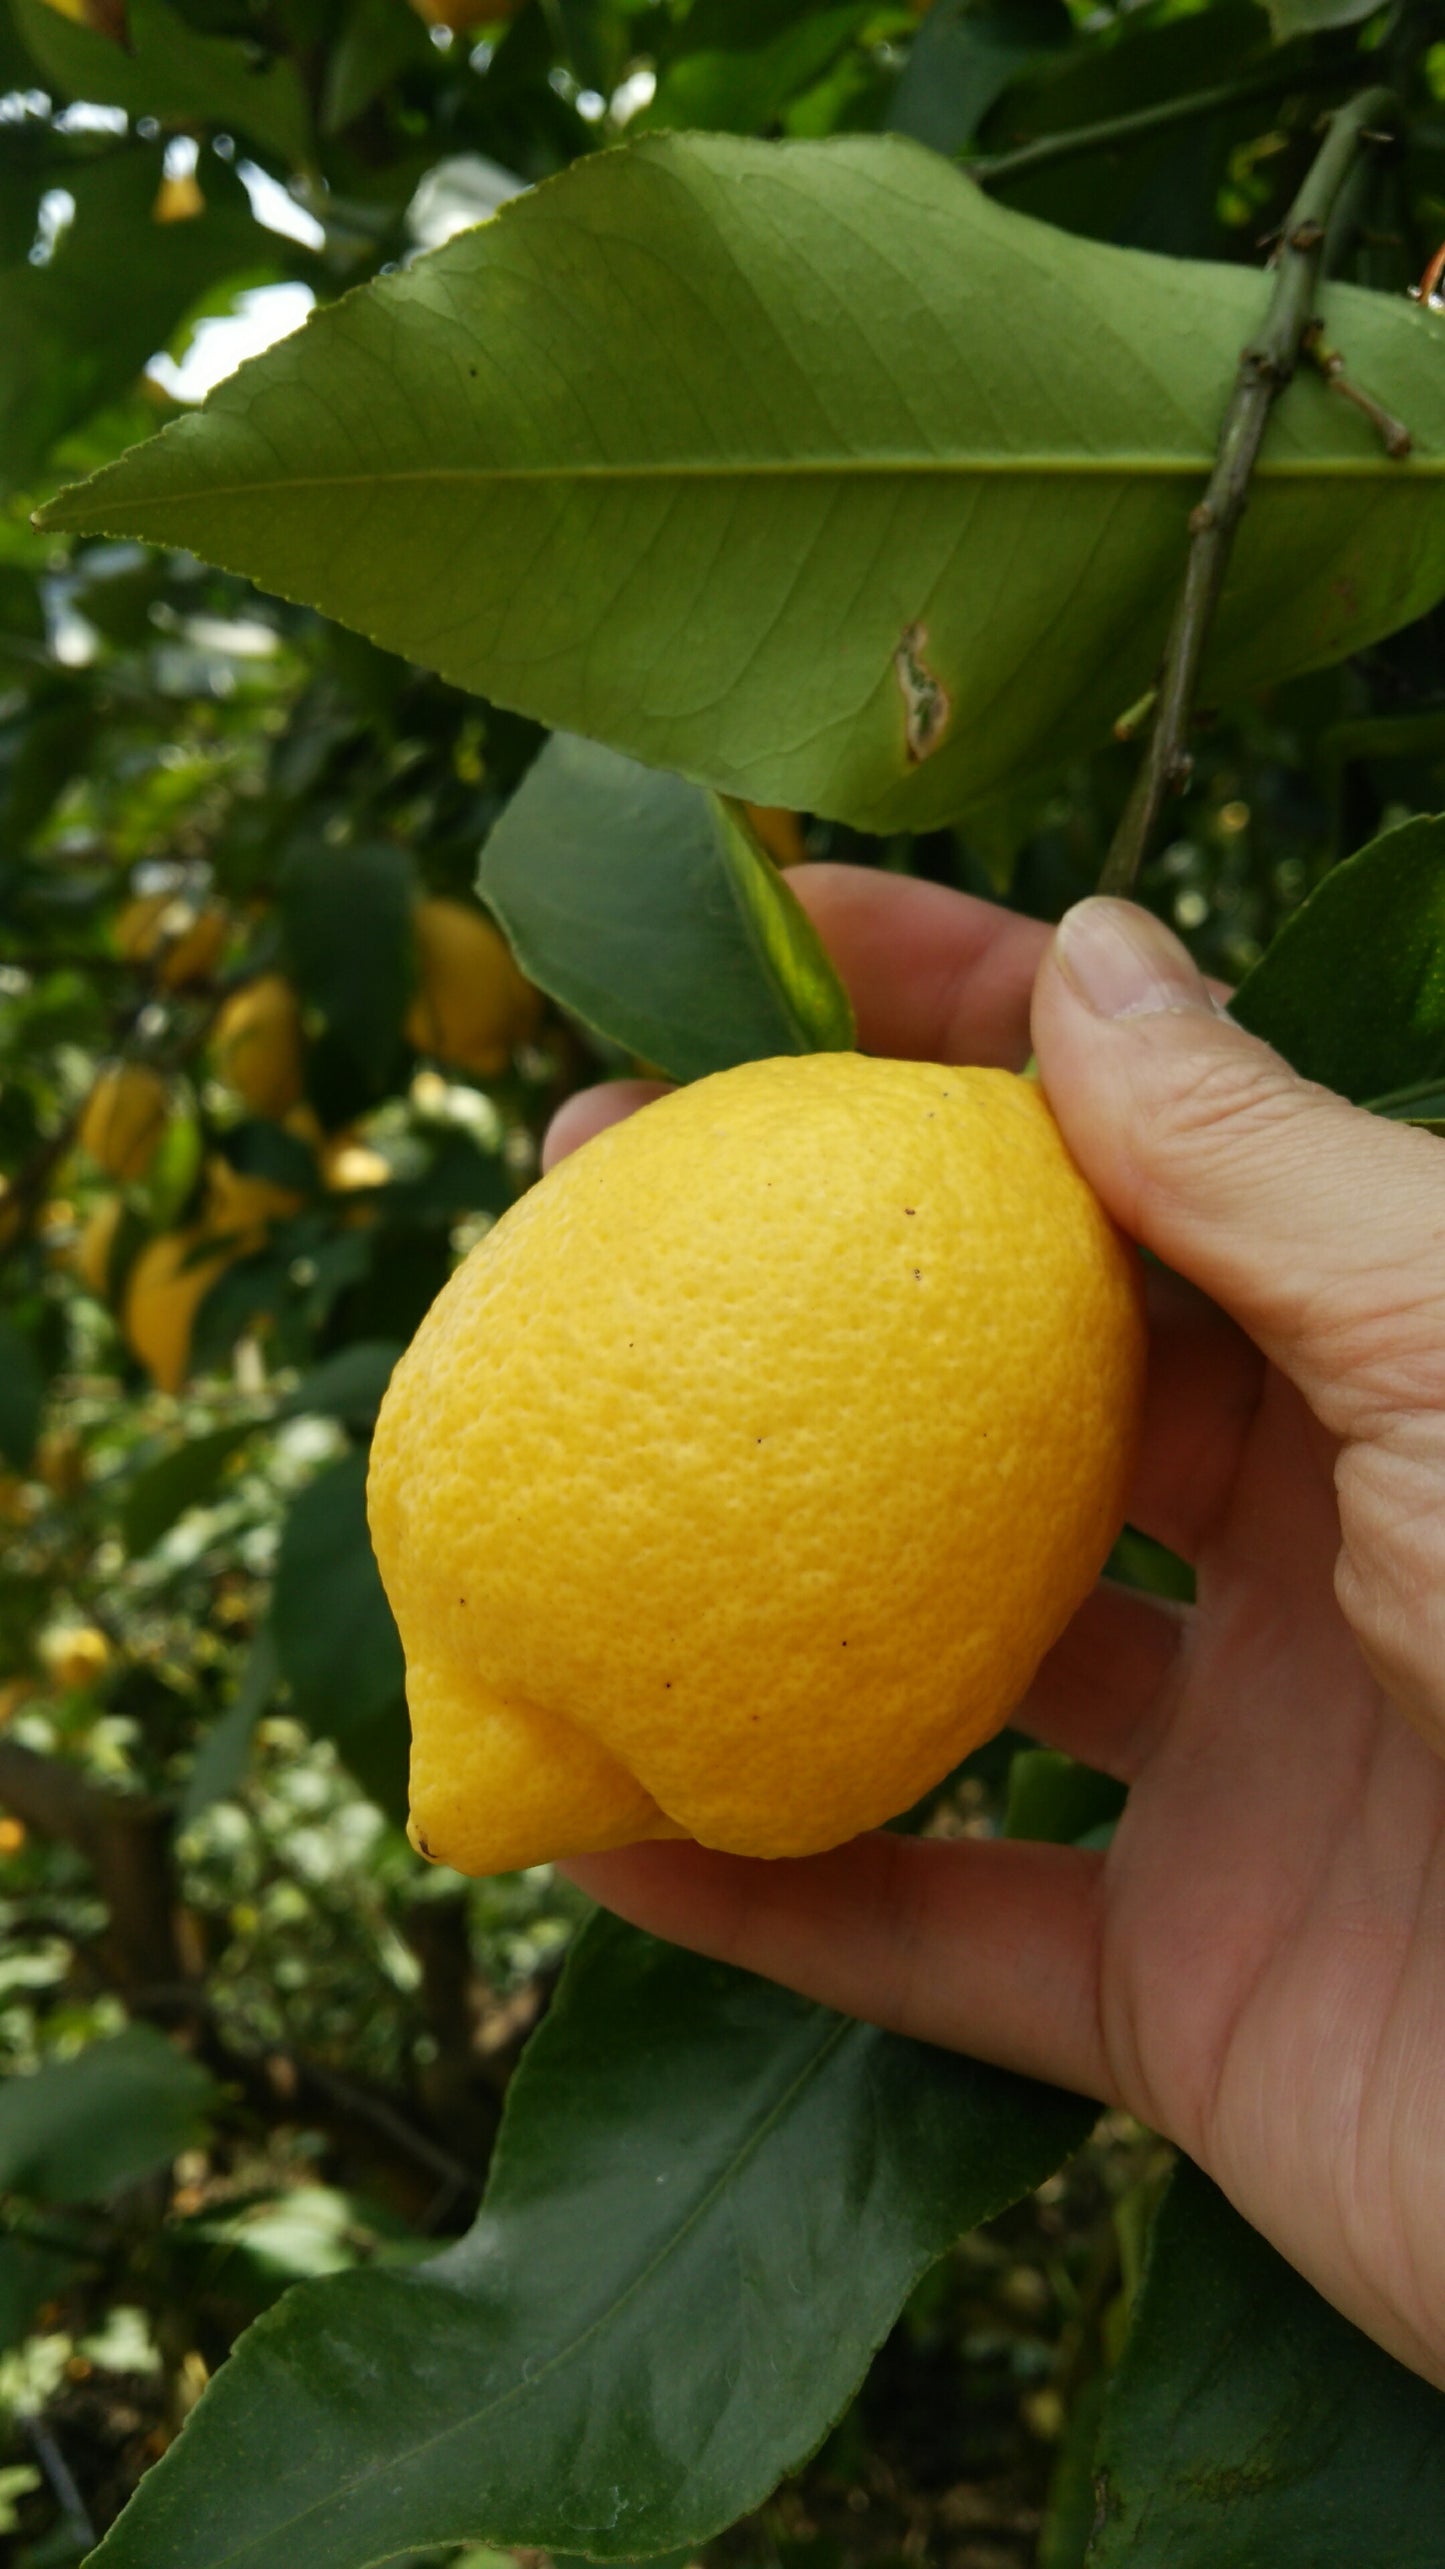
(1054, 898), (1213, 1021)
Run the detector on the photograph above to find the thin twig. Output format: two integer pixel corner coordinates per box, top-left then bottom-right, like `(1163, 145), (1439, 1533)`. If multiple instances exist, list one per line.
(1098, 85), (1399, 899)
(965, 68), (1352, 192)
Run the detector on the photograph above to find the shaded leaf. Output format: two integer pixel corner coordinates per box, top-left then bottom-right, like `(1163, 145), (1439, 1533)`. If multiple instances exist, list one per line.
(479, 735), (854, 1081)
(87, 1914), (1093, 2569)
(278, 1340), (401, 1430)
(0, 143), (275, 486)
(38, 134), (1445, 832)
(180, 1626), (279, 1827)
(0, 2027), (218, 2204)
(0, 2234), (80, 2355)
(1088, 2159), (1445, 2564)
(272, 1447), (408, 1816)
(281, 838), (416, 1090)
(0, 1313), (43, 1471)
(121, 1421), (257, 1556)
(1229, 813), (1445, 1105)
(11, 0), (312, 169)
(637, 0), (872, 134)
(889, 0), (1071, 158)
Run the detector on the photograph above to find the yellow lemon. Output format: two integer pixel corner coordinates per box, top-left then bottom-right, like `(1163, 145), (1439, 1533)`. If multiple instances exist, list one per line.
(78, 1064), (169, 1183)
(38, 1624), (111, 1690)
(116, 893), (228, 989)
(404, 898), (541, 1078)
(368, 1054), (1146, 1877)
(123, 1226), (237, 1394)
(212, 975), (305, 1121)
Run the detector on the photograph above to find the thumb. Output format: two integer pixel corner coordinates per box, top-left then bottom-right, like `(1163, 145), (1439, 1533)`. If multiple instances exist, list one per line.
(1031, 897), (1445, 1443)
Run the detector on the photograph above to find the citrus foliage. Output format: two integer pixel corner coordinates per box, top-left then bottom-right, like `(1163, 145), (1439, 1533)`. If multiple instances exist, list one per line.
(4, 2), (1445, 2565)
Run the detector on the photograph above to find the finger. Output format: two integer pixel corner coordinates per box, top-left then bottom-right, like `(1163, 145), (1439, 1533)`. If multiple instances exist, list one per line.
(1032, 900), (1445, 1445)
(542, 1079), (671, 1173)
(1018, 1578), (1187, 1780)
(1129, 1268), (1263, 1558)
(563, 1831), (1114, 2101)
(791, 865), (1047, 1067)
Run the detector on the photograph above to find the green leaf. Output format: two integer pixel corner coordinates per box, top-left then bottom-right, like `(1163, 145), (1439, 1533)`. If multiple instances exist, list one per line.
(889, 0), (1072, 158)
(180, 1626), (279, 1827)
(0, 2234), (80, 2355)
(38, 134), (1445, 832)
(272, 1447), (408, 1816)
(1088, 2158), (1445, 2564)
(86, 1914), (1092, 2569)
(479, 736), (854, 1081)
(277, 1340), (402, 1430)
(637, 0), (872, 134)
(11, 0), (313, 169)
(281, 838), (416, 1090)
(0, 2026), (218, 2204)
(0, 143), (275, 487)
(1229, 814), (1445, 1106)
(1004, 1747), (1125, 1848)
(1264, 0), (1380, 38)
(121, 1421), (258, 1557)
(0, 1313), (43, 1471)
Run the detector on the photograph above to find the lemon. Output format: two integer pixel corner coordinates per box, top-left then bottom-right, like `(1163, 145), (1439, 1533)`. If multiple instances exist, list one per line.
(212, 975), (305, 1121)
(78, 1064), (169, 1182)
(38, 1624), (110, 1689)
(74, 1195), (124, 1299)
(123, 1226), (237, 1393)
(369, 1054), (1145, 1877)
(404, 898), (540, 1077)
(116, 893), (228, 990)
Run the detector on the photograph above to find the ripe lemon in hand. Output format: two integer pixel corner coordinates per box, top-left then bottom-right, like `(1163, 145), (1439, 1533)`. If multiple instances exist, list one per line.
(368, 1055), (1146, 1876)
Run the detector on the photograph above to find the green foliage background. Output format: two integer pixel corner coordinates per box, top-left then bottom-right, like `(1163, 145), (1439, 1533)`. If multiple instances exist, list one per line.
(4, 0), (1445, 2563)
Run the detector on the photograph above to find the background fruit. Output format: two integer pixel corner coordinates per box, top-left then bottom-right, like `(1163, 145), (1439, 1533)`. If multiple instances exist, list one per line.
(369, 1054), (1145, 1877)
(404, 897), (540, 1077)
(205, 1156), (304, 1240)
(74, 1194), (123, 1298)
(122, 1225), (237, 1393)
(78, 1063), (169, 1182)
(212, 974), (305, 1120)
(116, 892), (228, 990)
(38, 1624), (110, 1689)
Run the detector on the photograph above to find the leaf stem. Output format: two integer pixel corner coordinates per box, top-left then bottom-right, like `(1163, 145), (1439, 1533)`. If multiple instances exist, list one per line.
(1097, 86), (1399, 901)
(965, 69), (1350, 193)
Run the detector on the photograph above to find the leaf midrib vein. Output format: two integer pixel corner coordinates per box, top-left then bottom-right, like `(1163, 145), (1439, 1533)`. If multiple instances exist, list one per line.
(52, 449), (1443, 524)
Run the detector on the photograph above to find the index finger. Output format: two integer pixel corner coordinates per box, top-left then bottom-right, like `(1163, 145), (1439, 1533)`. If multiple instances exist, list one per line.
(792, 864), (1048, 1068)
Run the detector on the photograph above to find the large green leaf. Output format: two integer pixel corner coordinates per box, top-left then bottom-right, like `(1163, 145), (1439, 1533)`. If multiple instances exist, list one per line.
(479, 735), (854, 1080)
(0, 144), (274, 487)
(0, 2026), (218, 2204)
(38, 134), (1445, 832)
(121, 1421), (258, 1556)
(10, 0), (312, 169)
(1229, 814), (1445, 1107)
(1088, 2159), (1445, 2564)
(87, 1913), (1093, 2569)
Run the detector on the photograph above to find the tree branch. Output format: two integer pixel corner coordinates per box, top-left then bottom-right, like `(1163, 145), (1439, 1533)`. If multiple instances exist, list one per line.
(1098, 86), (1400, 899)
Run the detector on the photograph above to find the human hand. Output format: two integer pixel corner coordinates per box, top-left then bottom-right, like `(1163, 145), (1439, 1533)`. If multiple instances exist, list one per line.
(546, 868), (1445, 2388)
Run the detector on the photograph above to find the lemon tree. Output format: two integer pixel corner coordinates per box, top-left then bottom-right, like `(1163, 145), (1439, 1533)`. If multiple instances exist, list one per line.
(5, 3), (1445, 2566)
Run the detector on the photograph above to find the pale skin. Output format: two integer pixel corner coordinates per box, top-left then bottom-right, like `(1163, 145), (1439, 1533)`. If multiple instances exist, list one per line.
(544, 873), (1445, 2391)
